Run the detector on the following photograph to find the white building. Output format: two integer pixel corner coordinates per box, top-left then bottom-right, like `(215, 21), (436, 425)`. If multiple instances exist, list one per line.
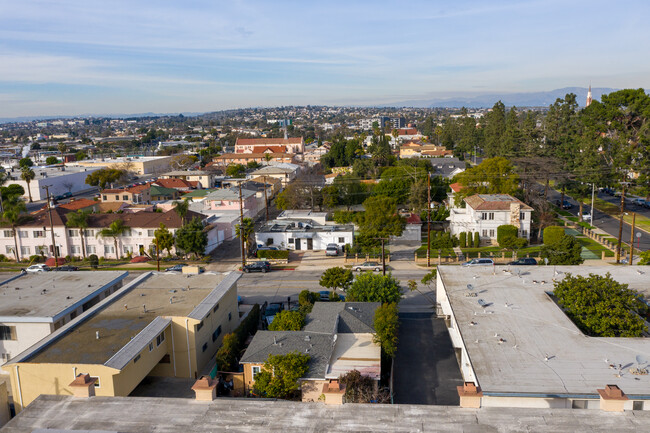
(0, 271), (127, 368)
(6, 165), (100, 201)
(447, 187), (533, 242)
(255, 219), (354, 251)
(437, 265), (650, 411)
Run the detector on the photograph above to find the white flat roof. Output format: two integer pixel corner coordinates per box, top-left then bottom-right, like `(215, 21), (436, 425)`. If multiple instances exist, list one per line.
(326, 333), (381, 380)
(438, 265), (650, 396)
(0, 271), (128, 322)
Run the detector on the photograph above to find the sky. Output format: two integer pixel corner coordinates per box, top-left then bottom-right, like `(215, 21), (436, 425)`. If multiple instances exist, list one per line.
(0, 0), (649, 117)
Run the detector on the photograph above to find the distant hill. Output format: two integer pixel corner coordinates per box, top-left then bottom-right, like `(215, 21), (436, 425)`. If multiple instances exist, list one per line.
(380, 87), (619, 109)
(0, 112), (204, 124)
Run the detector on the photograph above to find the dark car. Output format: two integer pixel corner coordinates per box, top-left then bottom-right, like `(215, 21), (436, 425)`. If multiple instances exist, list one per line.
(52, 265), (79, 271)
(508, 258), (538, 266)
(243, 261), (271, 273)
(555, 199), (572, 209)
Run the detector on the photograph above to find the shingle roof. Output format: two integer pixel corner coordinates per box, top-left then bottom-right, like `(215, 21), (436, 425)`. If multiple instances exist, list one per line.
(205, 187), (256, 201)
(303, 302), (378, 334)
(464, 194), (533, 211)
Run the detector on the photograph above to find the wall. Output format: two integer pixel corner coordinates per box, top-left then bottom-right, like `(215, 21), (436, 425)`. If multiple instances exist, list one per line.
(255, 230), (353, 251)
(9, 168), (100, 201)
(301, 379), (328, 402)
(0, 381), (11, 427)
(0, 322), (52, 369)
(481, 395), (574, 409)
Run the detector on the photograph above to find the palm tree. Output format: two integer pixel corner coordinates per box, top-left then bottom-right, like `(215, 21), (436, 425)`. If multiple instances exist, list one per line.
(264, 153), (273, 165)
(235, 217), (255, 254)
(20, 167), (35, 203)
(173, 198), (190, 225)
(66, 210), (89, 259)
(97, 219), (127, 259)
(3, 198), (26, 262)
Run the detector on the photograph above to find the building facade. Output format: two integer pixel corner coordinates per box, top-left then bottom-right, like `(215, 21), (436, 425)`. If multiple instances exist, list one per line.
(255, 219), (354, 251)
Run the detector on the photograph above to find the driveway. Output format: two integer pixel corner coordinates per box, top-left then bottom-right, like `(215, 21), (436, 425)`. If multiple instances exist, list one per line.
(392, 312), (464, 405)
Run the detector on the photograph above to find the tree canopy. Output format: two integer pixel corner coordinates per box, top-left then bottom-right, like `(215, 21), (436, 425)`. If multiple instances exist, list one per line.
(253, 352), (310, 399)
(268, 310), (305, 331)
(540, 234), (584, 265)
(319, 267), (353, 292)
(372, 302), (399, 357)
(85, 168), (127, 190)
(346, 272), (403, 304)
(453, 157), (520, 203)
(356, 196), (404, 247)
(174, 217), (207, 258)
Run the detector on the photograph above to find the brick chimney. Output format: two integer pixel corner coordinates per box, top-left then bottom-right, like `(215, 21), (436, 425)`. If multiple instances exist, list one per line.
(69, 373), (98, 398)
(321, 379), (346, 405)
(597, 384), (628, 412)
(509, 202), (521, 226)
(191, 376), (218, 401)
(457, 382), (483, 408)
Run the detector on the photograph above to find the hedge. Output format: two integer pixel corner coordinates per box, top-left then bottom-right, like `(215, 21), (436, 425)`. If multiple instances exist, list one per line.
(497, 225), (518, 246)
(473, 232), (480, 248)
(459, 232), (467, 248)
(257, 250), (290, 259)
(215, 303), (260, 372)
(543, 226), (565, 245)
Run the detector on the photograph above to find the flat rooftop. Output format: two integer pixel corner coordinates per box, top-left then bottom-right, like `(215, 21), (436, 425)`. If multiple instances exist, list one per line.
(2, 394), (649, 432)
(7, 165), (98, 180)
(0, 271), (128, 321)
(27, 272), (229, 365)
(438, 265), (650, 396)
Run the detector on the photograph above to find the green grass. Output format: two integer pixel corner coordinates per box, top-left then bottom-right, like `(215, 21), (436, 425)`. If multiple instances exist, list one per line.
(415, 246), (455, 256)
(567, 216), (578, 222)
(558, 210), (573, 217)
(576, 236), (615, 257)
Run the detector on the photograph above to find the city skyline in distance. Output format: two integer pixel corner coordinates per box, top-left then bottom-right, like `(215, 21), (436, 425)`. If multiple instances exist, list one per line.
(1, 0), (649, 117)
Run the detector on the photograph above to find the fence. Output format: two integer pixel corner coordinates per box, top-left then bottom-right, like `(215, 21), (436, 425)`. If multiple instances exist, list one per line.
(344, 253), (391, 264)
(414, 250), (538, 265)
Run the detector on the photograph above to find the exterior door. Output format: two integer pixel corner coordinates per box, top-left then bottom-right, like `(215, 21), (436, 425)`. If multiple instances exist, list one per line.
(306, 238), (313, 250)
(295, 239), (301, 250)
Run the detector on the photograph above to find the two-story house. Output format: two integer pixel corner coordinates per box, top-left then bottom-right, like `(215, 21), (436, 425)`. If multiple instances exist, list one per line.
(101, 184), (151, 205)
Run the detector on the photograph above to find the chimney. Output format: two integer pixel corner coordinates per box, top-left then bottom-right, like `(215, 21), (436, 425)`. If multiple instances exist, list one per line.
(321, 379), (346, 405)
(457, 382), (483, 408)
(191, 376), (218, 401)
(597, 384), (628, 412)
(69, 373), (98, 398)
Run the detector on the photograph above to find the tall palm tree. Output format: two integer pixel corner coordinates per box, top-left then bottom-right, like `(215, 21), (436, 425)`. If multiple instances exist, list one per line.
(66, 210), (90, 259)
(235, 217), (255, 254)
(173, 198), (190, 225)
(3, 198), (26, 262)
(20, 167), (35, 203)
(97, 219), (127, 259)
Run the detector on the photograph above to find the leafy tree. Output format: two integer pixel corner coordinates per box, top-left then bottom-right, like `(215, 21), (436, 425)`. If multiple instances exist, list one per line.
(473, 231), (480, 248)
(247, 160), (261, 169)
(66, 210), (90, 259)
(75, 151), (87, 161)
(459, 232), (467, 248)
(373, 303), (399, 357)
(346, 272), (402, 304)
(153, 223), (174, 270)
(483, 101), (506, 157)
(97, 219), (128, 259)
(3, 198), (26, 262)
(226, 163), (246, 178)
(174, 217), (207, 258)
(339, 369), (389, 403)
(45, 156), (59, 165)
(298, 290), (320, 314)
(85, 168), (126, 190)
(543, 226), (565, 245)
(214, 333), (240, 372)
(332, 175), (368, 210)
(540, 234), (583, 265)
(496, 225), (518, 245)
(268, 310), (305, 331)
(172, 198), (190, 225)
(18, 157), (33, 168)
(499, 235), (528, 251)
(20, 167), (35, 203)
(554, 273), (647, 337)
(319, 267), (353, 292)
(169, 154), (198, 170)
(453, 157), (519, 204)
(253, 352), (310, 399)
(639, 250), (650, 265)
(356, 196), (404, 247)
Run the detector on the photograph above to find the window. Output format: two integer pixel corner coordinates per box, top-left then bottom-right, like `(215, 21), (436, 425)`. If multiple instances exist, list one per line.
(70, 311), (77, 320)
(338, 237), (345, 243)
(33, 230), (45, 238)
(482, 230), (488, 237)
(0, 325), (17, 341)
(115, 195), (119, 200)
(252, 366), (261, 378)
(228, 312), (232, 321)
(68, 229), (79, 237)
(3, 230), (12, 238)
(520, 212), (526, 221)
(123, 245), (133, 254)
(104, 245), (114, 254)
(84, 229), (94, 237)
(288, 238), (294, 244)
(147, 230), (155, 237)
(156, 332), (165, 346)
(482, 212), (494, 220)
(123, 229), (131, 237)
(134, 354), (141, 363)
(102, 195), (107, 201)
(71, 245), (81, 254)
(0, 353), (10, 362)
(212, 326), (222, 342)
(489, 229), (495, 238)
(196, 321), (204, 332)
(149, 342), (154, 352)
(202, 343), (208, 352)
(86, 245), (96, 254)
(489, 212), (494, 220)
(571, 400), (588, 409)
(18, 231), (28, 238)
(20, 246), (30, 255)
(521, 230), (528, 238)
(5, 246), (12, 254)
(123, 195), (129, 201)
(633, 401), (645, 410)
(213, 304), (219, 313)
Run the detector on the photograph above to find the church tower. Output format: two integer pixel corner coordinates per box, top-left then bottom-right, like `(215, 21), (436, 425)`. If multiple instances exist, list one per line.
(586, 84), (592, 107)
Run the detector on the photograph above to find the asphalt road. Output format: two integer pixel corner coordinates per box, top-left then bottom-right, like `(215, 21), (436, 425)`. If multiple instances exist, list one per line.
(546, 189), (650, 252)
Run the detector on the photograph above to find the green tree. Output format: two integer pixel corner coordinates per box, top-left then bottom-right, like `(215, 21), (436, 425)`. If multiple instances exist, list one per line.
(214, 333), (239, 372)
(45, 156), (59, 165)
(153, 223), (174, 271)
(268, 310), (305, 331)
(356, 196), (404, 246)
(459, 232), (467, 248)
(554, 273), (647, 337)
(373, 303), (399, 357)
(235, 217), (255, 254)
(453, 157), (520, 204)
(253, 352), (310, 399)
(85, 168), (126, 190)
(20, 167), (35, 203)
(319, 267), (353, 292)
(639, 250), (650, 265)
(97, 219), (128, 259)
(3, 198), (26, 262)
(172, 198), (190, 225)
(473, 232), (480, 248)
(65, 210), (90, 259)
(226, 164), (246, 178)
(540, 235), (583, 265)
(483, 101), (506, 157)
(543, 226), (566, 245)
(18, 157), (33, 168)
(496, 225), (518, 245)
(75, 151), (87, 161)
(346, 272), (403, 304)
(174, 217), (207, 258)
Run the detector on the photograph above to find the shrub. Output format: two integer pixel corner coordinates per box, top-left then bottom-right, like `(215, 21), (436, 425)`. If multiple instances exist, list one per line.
(257, 250), (290, 260)
(28, 254), (44, 263)
(0, 254), (8, 262)
(88, 254), (99, 269)
(214, 333), (240, 372)
(473, 232), (480, 248)
(333, 210), (357, 224)
(543, 226), (565, 245)
(268, 310), (305, 331)
(497, 225), (518, 246)
(299, 289), (320, 306)
(429, 232), (458, 249)
(540, 235), (583, 265)
(459, 232), (466, 248)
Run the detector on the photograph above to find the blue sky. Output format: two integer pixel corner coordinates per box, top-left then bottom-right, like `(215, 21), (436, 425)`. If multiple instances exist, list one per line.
(0, 0), (649, 117)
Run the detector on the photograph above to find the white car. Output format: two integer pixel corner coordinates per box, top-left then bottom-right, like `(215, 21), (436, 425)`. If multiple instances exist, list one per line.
(24, 264), (50, 273)
(582, 213), (592, 222)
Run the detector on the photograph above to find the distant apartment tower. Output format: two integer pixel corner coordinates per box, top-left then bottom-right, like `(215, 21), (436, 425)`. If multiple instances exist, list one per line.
(586, 84), (592, 107)
(360, 116), (405, 130)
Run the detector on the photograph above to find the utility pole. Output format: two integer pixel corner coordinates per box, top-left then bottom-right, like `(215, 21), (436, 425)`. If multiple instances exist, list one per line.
(629, 212), (636, 265)
(42, 185), (59, 268)
(427, 173), (431, 267)
(263, 175), (269, 222)
(375, 237), (389, 275)
(590, 183), (595, 227)
(238, 182), (246, 270)
(616, 182), (629, 264)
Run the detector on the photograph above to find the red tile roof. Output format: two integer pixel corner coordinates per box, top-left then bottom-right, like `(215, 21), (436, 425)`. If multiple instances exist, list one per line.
(235, 145), (287, 154)
(153, 178), (194, 189)
(236, 138), (303, 145)
(464, 194), (533, 211)
(450, 182), (464, 193)
(405, 213), (422, 224)
(59, 199), (98, 211)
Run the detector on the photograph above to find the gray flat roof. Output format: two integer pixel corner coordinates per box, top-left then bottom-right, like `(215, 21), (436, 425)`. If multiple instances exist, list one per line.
(438, 265), (650, 397)
(0, 271), (128, 322)
(3, 394), (650, 432)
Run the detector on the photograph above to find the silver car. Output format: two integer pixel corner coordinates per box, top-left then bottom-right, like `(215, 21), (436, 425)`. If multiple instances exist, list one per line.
(24, 264), (51, 273)
(462, 258), (494, 267)
(352, 261), (382, 272)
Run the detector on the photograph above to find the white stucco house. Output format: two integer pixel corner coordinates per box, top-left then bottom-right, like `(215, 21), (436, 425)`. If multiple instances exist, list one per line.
(255, 219), (354, 251)
(447, 185), (533, 243)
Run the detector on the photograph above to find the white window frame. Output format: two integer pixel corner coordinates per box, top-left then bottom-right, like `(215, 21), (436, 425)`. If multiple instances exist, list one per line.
(252, 366), (261, 378)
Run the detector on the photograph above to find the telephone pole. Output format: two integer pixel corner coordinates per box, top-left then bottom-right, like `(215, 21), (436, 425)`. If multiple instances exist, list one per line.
(427, 173), (431, 267)
(42, 185), (59, 268)
(616, 182), (629, 264)
(629, 212), (636, 265)
(375, 237), (389, 275)
(238, 182), (246, 270)
(263, 175), (269, 222)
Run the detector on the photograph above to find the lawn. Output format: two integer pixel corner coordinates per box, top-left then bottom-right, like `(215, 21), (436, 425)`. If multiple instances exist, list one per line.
(580, 197), (650, 232)
(576, 236), (615, 257)
(415, 246), (455, 256)
(460, 245), (543, 258)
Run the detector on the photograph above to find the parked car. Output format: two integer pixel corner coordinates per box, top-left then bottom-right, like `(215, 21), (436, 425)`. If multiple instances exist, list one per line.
(582, 213), (592, 222)
(633, 198), (647, 207)
(243, 261), (271, 273)
(326, 244), (340, 256)
(613, 191), (622, 197)
(165, 264), (188, 272)
(52, 265), (79, 271)
(352, 261), (382, 272)
(555, 199), (572, 209)
(23, 264), (50, 273)
(462, 258), (494, 267)
(508, 258), (538, 266)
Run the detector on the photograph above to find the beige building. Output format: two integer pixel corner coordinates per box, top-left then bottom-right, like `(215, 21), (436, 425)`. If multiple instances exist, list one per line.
(72, 156), (174, 175)
(159, 170), (215, 188)
(3, 271), (241, 413)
